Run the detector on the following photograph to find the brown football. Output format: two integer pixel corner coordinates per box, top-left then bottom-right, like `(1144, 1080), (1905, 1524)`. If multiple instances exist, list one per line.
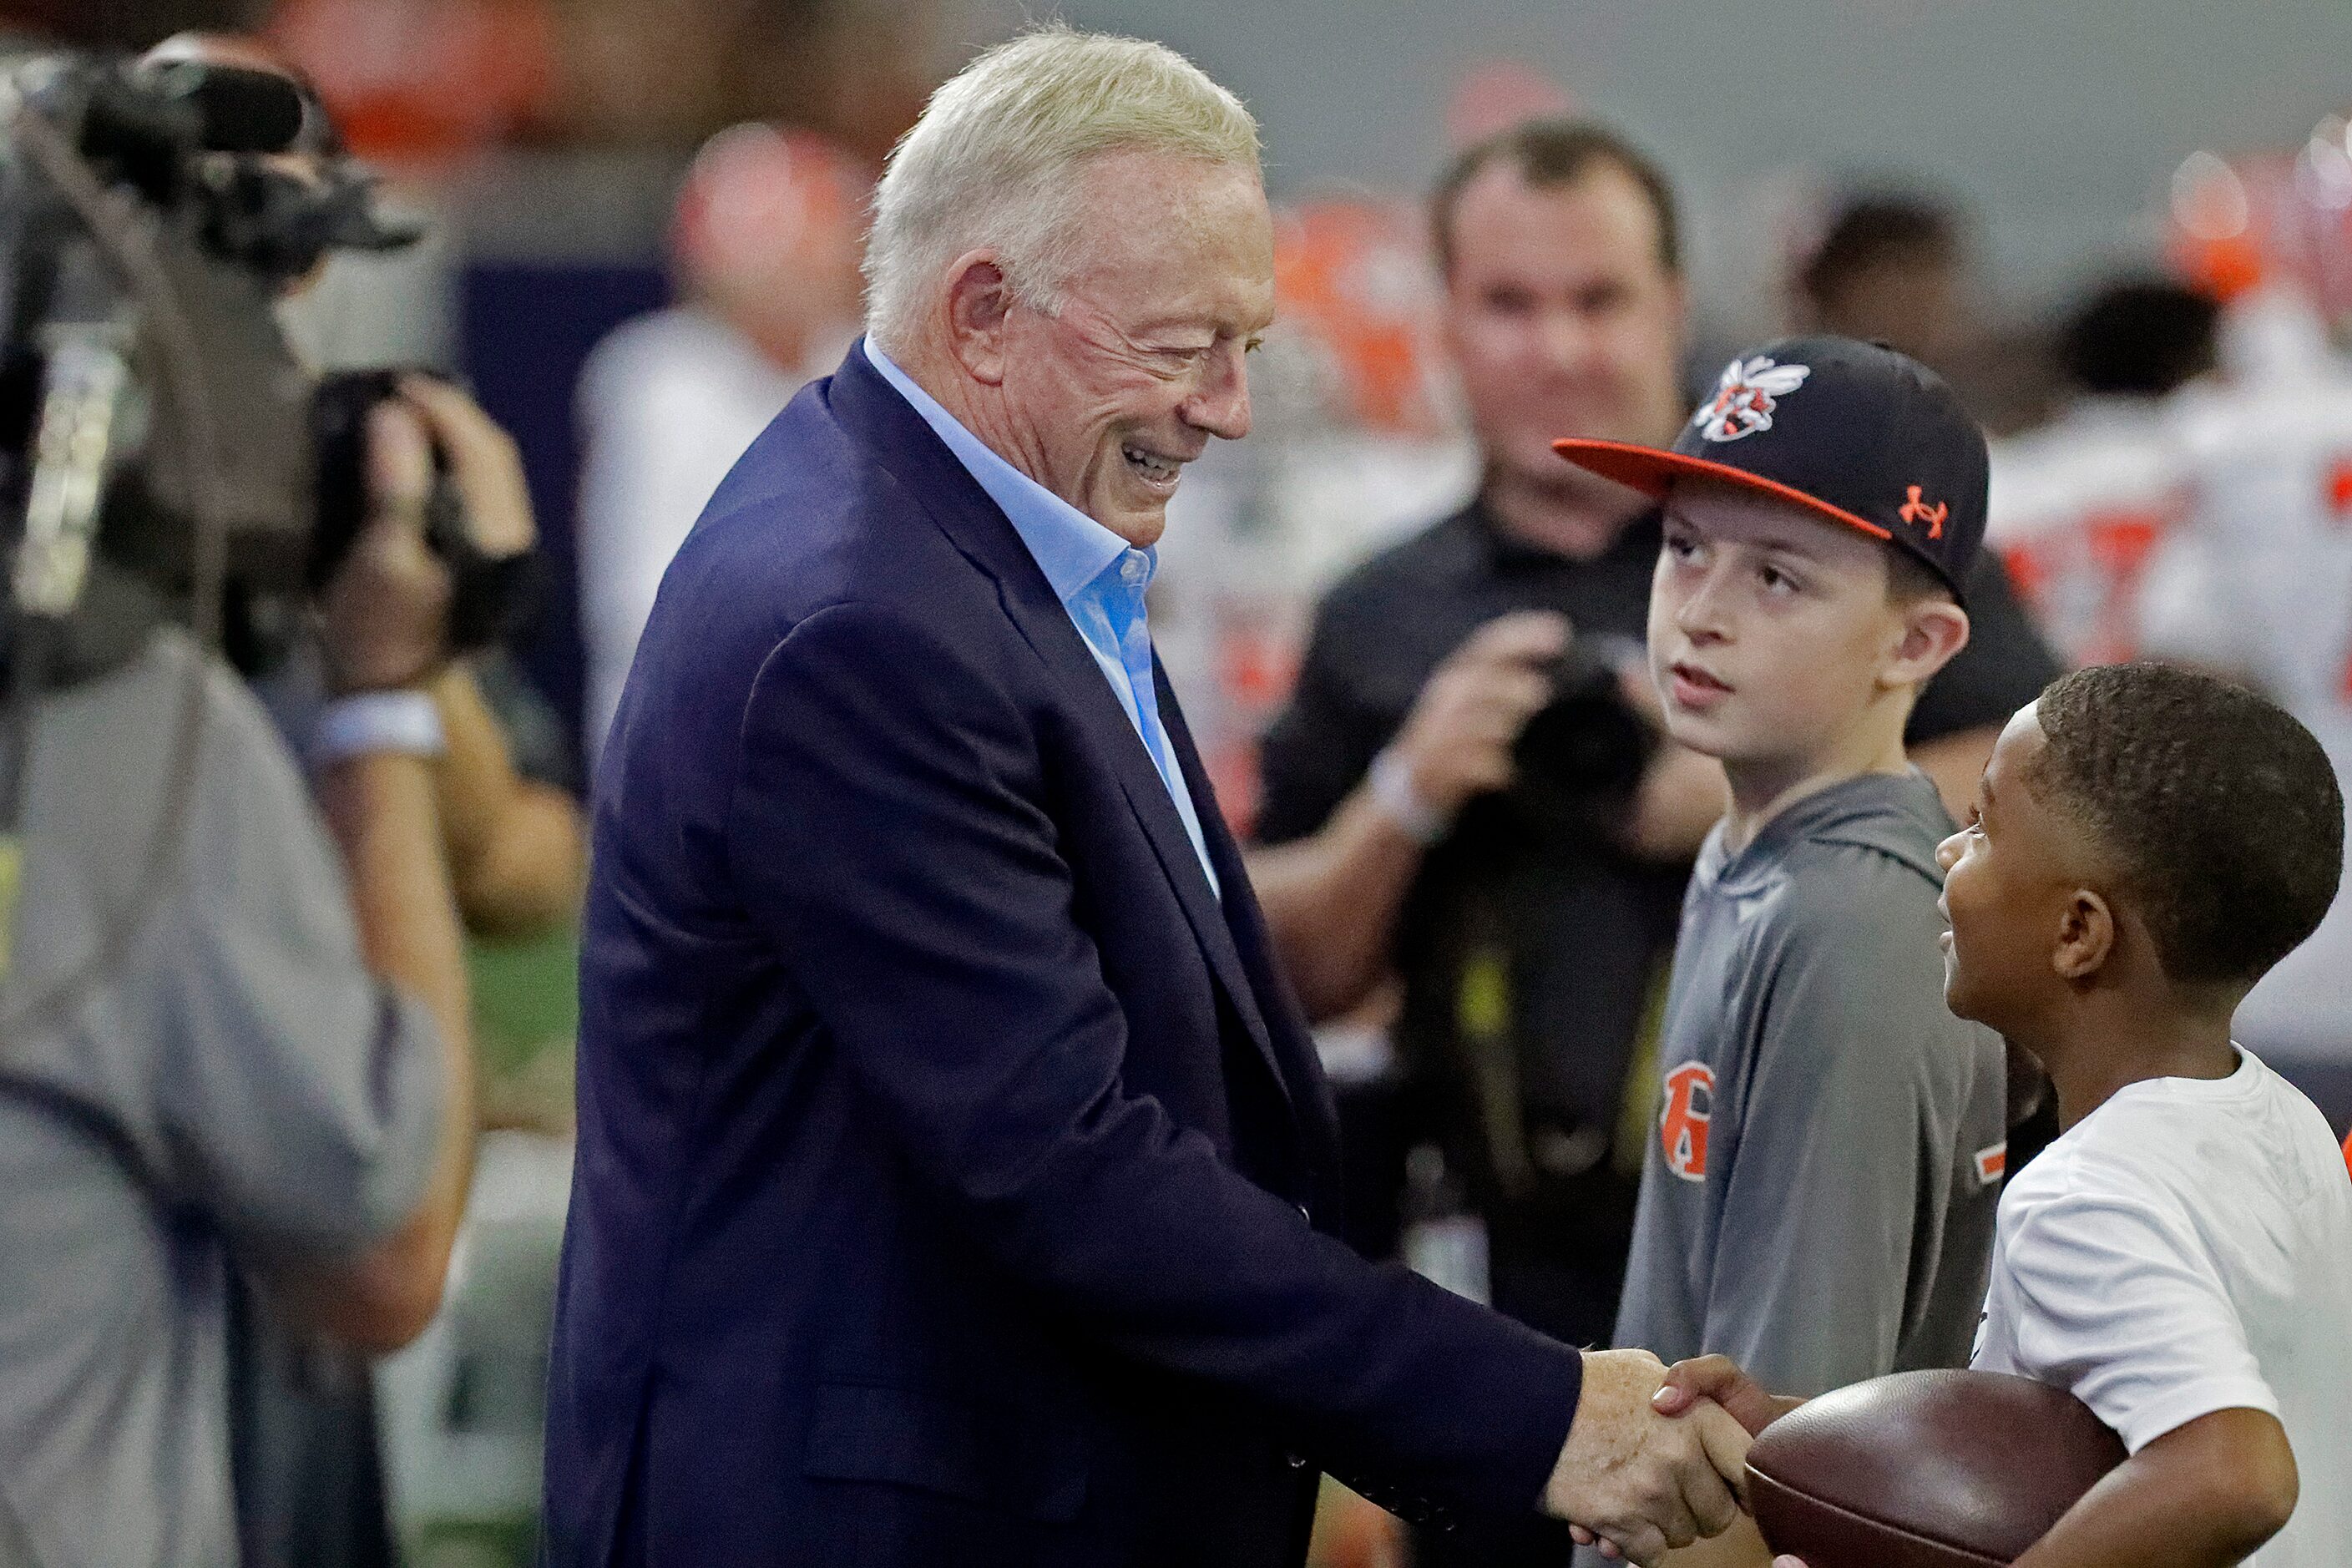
(1746, 1370), (2127, 1568)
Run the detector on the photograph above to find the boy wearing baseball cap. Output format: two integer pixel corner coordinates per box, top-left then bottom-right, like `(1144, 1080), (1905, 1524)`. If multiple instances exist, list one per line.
(1554, 336), (2009, 1565)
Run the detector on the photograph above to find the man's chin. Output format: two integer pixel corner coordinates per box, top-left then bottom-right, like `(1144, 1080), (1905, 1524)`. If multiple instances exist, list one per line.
(1094, 493), (1171, 549)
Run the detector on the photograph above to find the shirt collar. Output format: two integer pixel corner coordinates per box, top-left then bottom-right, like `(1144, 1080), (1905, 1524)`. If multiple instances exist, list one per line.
(863, 336), (1136, 604)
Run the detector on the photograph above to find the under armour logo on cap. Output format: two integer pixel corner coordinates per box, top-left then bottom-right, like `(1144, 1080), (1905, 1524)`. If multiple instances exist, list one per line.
(1899, 485), (1949, 539)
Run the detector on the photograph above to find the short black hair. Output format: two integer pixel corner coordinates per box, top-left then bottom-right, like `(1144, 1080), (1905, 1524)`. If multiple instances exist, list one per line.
(2029, 663), (2345, 989)
(1429, 118), (1680, 279)
(2057, 278), (2219, 397)
(1798, 190), (1962, 309)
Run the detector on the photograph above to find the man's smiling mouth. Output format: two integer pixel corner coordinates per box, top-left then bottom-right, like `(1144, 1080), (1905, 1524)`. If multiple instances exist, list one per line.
(1123, 444), (1182, 484)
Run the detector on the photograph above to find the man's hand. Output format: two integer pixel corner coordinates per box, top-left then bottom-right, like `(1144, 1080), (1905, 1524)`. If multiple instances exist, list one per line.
(1243, 611), (1568, 1020)
(397, 374), (535, 559)
(319, 379), (536, 697)
(320, 401), (453, 695)
(1652, 1354), (1805, 1438)
(1388, 610), (1569, 817)
(1543, 1348), (1748, 1566)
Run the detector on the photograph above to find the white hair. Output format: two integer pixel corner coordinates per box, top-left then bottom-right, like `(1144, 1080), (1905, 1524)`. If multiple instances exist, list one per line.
(862, 25), (1261, 350)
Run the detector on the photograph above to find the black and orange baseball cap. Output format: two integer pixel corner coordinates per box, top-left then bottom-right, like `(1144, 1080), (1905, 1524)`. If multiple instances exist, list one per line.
(1553, 335), (1987, 600)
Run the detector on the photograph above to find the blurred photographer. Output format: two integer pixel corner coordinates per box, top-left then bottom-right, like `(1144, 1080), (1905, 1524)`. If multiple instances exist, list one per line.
(1247, 124), (2058, 1568)
(0, 49), (514, 1568)
(135, 37), (581, 1568)
(142, 31), (584, 946)
(230, 372), (564, 1568)
(0, 394), (478, 1568)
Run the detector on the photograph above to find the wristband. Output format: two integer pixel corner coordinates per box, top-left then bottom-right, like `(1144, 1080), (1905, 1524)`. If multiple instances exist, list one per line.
(310, 690), (446, 768)
(1368, 746), (1450, 847)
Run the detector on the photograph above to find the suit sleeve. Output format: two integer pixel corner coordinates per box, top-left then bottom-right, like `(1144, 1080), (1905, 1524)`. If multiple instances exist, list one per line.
(1697, 871), (1975, 1396)
(725, 599), (1581, 1521)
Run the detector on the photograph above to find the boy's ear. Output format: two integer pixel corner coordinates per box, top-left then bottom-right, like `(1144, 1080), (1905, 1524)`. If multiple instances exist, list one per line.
(1884, 599), (1971, 691)
(2051, 887), (2117, 983)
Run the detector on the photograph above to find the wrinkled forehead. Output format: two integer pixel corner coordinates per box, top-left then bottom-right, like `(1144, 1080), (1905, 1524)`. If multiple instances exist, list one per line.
(1058, 151), (1275, 319)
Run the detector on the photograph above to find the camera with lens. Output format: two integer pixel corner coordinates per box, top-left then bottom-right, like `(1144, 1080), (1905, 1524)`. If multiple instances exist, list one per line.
(0, 49), (529, 692)
(1452, 635), (1657, 857)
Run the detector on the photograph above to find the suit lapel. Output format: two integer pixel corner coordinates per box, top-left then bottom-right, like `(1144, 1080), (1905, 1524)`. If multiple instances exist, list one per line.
(1155, 663), (1342, 1166)
(826, 347), (1293, 1117)
(989, 571), (1297, 1122)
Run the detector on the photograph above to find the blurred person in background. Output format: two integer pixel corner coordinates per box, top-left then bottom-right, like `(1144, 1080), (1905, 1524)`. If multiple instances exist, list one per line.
(1791, 190), (1970, 370)
(127, 36), (580, 1568)
(1247, 119), (2060, 1568)
(0, 380), (481, 1568)
(1790, 185), (2056, 435)
(229, 382), (575, 1568)
(243, 374), (586, 944)
(574, 122), (867, 762)
(139, 26), (585, 993)
(1986, 276), (2220, 668)
(2132, 282), (2352, 1107)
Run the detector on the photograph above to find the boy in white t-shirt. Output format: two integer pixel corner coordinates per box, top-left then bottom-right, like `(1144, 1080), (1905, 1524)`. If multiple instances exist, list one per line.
(1652, 662), (2351, 1568)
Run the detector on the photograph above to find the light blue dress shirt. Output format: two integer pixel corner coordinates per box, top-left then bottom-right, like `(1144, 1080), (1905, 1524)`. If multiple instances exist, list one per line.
(863, 338), (1221, 897)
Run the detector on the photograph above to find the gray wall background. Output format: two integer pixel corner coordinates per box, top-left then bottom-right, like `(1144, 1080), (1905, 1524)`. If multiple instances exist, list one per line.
(969, 0), (2349, 328)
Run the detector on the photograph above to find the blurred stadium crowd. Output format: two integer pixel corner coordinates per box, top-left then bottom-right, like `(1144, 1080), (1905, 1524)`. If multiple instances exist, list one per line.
(4, 2), (2352, 1565)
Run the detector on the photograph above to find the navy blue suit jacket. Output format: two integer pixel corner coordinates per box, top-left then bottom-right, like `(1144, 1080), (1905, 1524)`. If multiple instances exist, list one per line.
(543, 343), (1584, 1567)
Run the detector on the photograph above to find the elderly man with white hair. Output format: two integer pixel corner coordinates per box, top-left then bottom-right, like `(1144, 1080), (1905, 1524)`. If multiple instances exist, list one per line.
(544, 28), (1748, 1568)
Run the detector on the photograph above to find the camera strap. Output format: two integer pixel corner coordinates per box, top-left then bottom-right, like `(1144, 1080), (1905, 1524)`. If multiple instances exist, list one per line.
(0, 329), (132, 984)
(0, 1067), (168, 1199)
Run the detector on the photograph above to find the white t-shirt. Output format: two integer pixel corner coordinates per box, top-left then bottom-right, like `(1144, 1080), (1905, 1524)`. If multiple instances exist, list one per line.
(1973, 1050), (2352, 1567)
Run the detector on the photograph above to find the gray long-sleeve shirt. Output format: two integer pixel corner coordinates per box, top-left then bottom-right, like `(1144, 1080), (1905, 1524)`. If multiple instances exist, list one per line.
(1612, 770), (2006, 1396)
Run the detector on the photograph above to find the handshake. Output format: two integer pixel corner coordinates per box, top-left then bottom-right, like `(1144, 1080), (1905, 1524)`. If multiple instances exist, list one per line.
(1543, 1348), (1793, 1566)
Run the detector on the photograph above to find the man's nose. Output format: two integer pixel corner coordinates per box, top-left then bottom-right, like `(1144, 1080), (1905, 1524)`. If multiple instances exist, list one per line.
(1183, 341), (1252, 441)
(1537, 304), (1601, 372)
(1935, 830), (1965, 872)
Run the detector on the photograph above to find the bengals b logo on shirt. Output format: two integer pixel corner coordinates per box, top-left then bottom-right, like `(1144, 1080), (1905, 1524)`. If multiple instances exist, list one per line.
(1660, 1062), (1715, 1181)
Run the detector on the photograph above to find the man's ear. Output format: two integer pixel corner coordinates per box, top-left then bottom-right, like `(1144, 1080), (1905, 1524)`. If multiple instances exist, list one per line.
(2051, 887), (2117, 983)
(1886, 599), (1970, 690)
(943, 250), (1015, 386)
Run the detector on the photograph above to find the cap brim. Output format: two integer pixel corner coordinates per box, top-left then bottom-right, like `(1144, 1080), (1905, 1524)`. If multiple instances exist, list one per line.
(1550, 438), (1891, 543)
